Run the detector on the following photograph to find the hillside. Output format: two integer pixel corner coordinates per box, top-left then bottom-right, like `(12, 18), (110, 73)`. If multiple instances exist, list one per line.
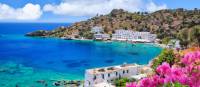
(26, 8), (200, 47)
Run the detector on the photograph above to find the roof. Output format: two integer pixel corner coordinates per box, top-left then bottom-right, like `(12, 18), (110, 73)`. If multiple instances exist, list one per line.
(86, 64), (140, 75)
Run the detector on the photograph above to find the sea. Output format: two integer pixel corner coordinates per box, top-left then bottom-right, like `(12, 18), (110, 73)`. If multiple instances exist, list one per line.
(0, 23), (162, 87)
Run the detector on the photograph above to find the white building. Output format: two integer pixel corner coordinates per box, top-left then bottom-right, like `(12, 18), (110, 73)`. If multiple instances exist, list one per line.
(94, 34), (110, 40)
(111, 29), (157, 42)
(91, 26), (104, 34)
(84, 64), (145, 87)
(112, 29), (134, 41)
(167, 39), (181, 50)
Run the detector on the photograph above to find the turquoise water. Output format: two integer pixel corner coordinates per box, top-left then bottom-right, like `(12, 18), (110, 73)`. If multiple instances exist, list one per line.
(0, 23), (162, 87)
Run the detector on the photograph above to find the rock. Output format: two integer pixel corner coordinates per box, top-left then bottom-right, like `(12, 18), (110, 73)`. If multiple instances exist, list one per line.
(53, 82), (61, 86)
(110, 9), (126, 17)
(36, 80), (46, 84)
(25, 30), (49, 37)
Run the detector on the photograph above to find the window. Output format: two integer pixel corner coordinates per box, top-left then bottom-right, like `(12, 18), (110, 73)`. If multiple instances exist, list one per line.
(93, 75), (96, 80)
(116, 72), (118, 76)
(102, 74), (104, 79)
(127, 70), (129, 73)
(89, 81), (90, 85)
(108, 73), (110, 77)
(138, 36), (142, 39)
(123, 70), (125, 74)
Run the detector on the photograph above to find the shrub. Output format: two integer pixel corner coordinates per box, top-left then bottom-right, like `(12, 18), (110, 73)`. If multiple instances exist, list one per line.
(114, 78), (131, 87)
(151, 49), (175, 70)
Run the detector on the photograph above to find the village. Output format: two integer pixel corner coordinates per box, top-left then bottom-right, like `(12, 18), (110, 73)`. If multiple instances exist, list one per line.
(91, 26), (157, 43)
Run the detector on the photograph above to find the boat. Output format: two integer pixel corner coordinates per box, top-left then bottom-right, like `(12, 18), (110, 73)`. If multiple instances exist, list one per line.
(61, 37), (73, 40)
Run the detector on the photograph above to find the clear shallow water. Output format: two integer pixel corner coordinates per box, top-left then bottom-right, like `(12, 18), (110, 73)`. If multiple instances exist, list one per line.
(0, 23), (162, 87)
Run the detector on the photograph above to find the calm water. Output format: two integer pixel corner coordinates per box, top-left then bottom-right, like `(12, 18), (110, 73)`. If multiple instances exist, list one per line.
(0, 23), (162, 87)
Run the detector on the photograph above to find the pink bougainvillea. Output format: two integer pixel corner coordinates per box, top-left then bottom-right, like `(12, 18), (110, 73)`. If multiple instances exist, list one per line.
(127, 51), (200, 87)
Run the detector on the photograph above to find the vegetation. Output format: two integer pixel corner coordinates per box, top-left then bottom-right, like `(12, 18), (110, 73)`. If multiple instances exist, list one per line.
(79, 29), (94, 39)
(164, 82), (188, 87)
(190, 26), (200, 46)
(151, 49), (176, 70)
(178, 25), (200, 48)
(162, 37), (171, 45)
(114, 78), (136, 87)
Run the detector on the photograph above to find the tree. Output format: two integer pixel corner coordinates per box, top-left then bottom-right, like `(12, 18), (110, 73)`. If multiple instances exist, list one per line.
(190, 26), (200, 46)
(162, 37), (171, 45)
(79, 30), (94, 39)
(177, 28), (189, 48)
(178, 26), (200, 48)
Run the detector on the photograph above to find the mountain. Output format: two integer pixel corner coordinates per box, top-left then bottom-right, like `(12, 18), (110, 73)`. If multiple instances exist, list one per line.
(26, 8), (200, 47)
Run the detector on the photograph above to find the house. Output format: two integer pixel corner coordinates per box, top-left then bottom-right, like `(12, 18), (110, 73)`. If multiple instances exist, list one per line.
(84, 64), (146, 87)
(167, 39), (181, 50)
(94, 34), (110, 40)
(111, 29), (157, 42)
(91, 26), (104, 34)
(112, 29), (135, 41)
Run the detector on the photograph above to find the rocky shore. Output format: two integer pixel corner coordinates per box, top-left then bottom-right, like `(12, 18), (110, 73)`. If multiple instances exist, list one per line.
(36, 80), (83, 87)
(25, 30), (50, 37)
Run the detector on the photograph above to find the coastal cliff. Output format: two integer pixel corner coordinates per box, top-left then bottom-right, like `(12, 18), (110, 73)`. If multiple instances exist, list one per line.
(26, 8), (200, 47)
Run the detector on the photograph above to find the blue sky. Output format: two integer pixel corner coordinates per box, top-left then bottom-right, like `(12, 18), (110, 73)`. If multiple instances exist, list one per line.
(0, 0), (200, 23)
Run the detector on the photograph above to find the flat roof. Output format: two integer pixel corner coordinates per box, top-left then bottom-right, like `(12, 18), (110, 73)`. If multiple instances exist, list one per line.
(86, 64), (140, 75)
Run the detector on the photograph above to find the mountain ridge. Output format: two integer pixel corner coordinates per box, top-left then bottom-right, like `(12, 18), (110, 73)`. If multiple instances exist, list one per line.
(26, 8), (200, 47)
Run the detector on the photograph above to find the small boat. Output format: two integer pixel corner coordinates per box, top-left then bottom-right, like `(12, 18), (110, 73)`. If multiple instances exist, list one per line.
(61, 37), (72, 40)
(105, 41), (112, 43)
(64, 38), (72, 40)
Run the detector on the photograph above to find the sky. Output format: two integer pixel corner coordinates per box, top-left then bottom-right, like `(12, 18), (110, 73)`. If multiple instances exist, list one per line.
(0, 0), (200, 23)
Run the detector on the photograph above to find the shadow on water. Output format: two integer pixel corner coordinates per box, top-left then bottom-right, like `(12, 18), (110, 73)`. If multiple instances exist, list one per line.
(66, 62), (82, 68)
(105, 59), (115, 64)
(62, 59), (90, 68)
(128, 52), (139, 55)
(46, 61), (55, 64)
(62, 59), (77, 63)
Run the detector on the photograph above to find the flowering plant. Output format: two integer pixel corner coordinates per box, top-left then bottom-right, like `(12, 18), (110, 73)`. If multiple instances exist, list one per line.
(127, 51), (200, 87)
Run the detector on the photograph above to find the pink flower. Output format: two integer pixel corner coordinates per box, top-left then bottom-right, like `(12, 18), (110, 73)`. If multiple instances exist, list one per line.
(152, 75), (163, 84)
(156, 62), (171, 75)
(126, 51), (200, 87)
(139, 78), (154, 87)
(126, 82), (137, 87)
(182, 51), (200, 65)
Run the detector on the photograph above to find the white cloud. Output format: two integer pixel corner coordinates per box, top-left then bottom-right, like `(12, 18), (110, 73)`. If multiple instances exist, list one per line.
(0, 3), (42, 20)
(146, 1), (167, 12)
(43, 0), (167, 16)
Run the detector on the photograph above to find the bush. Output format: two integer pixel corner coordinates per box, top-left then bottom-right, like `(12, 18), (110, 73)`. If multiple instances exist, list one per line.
(162, 37), (171, 45)
(151, 49), (175, 70)
(164, 82), (188, 87)
(114, 78), (131, 87)
(79, 30), (94, 39)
